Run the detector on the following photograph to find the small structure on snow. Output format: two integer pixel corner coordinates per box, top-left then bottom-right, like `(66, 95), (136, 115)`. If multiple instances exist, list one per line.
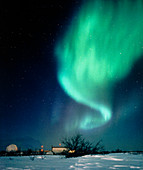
(51, 146), (68, 154)
(6, 144), (18, 152)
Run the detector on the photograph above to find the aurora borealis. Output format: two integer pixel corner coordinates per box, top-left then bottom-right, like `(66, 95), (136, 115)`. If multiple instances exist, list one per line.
(1, 0), (143, 152)
(56, 0), (143, 130)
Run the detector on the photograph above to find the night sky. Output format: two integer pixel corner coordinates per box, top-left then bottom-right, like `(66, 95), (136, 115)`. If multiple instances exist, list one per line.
(0, 0), (143, 151)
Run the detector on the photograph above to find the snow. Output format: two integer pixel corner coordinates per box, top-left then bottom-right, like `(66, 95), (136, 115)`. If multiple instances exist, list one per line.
(0, 153), (143, 169)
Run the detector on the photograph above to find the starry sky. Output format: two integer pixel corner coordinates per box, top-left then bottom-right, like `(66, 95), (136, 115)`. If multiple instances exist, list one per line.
(0, 0), (143, 151)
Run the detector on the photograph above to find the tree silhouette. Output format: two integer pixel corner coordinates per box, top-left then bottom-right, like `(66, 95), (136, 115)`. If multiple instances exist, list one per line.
(61, 133), (104, 157)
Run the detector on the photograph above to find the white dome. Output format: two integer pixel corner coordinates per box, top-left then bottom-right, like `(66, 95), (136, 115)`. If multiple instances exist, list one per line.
(6, 144), (18, 152)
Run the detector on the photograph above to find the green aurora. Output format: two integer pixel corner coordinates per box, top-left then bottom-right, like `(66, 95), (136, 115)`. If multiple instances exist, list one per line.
(55, 0), (143, 130)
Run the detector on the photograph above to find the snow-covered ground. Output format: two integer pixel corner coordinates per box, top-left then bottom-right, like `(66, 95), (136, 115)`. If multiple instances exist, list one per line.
(0, 153), (143, 169)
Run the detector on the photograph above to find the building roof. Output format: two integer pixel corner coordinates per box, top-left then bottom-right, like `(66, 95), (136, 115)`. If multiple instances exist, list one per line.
(52, 146), (67, 148)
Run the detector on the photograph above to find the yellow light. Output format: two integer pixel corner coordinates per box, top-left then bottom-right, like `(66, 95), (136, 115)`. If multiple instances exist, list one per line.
(69, 150), (75, 153)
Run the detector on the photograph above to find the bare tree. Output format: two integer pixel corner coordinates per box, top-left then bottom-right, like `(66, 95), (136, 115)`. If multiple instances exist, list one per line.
(61, 133), (104, 156)
(92, 140), (104, 154)
(61, 134), (84, 152)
